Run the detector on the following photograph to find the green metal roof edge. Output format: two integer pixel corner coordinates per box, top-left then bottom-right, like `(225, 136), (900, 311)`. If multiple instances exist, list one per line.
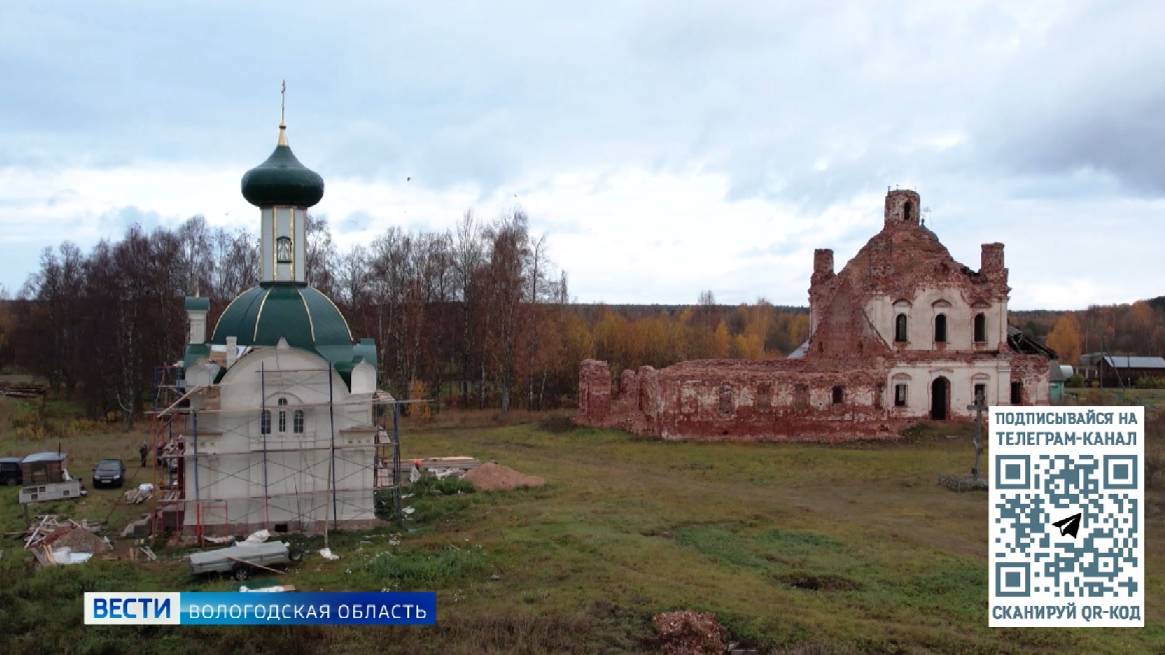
(299, 286), (354, 344)
(184, 296), (210, 311)
(183, 343), (210, 369)
(210, 286), (267, 344)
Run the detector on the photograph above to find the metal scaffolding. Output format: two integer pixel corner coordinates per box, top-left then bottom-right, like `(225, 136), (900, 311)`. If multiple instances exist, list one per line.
(148, 363), (403, 541)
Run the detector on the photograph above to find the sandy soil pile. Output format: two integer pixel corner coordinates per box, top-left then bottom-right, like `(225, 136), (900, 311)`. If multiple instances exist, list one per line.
(43, 526), (111, 554)
(463, 462), (545, 491)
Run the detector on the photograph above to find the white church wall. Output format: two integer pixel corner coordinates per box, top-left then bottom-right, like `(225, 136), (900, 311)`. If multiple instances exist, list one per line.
(183, 346), (379, 531)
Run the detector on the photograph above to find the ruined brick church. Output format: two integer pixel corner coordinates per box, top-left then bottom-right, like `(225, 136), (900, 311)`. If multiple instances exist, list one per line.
(576, 189), (1053, 442)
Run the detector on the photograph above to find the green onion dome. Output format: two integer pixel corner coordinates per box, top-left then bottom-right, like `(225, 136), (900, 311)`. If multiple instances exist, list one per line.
(240, 126), (325, 208)
(210, 285), (352, 349)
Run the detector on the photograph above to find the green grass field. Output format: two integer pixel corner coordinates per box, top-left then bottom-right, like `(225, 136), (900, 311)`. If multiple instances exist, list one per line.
(0, 393), (1161, 654)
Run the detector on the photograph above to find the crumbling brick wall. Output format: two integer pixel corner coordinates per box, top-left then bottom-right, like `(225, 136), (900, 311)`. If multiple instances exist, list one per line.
(578, 359), (612, 423)
(578, 358), (905, 442)
(577, 189), (1051, 443)
(1010, 354), (1051, 405)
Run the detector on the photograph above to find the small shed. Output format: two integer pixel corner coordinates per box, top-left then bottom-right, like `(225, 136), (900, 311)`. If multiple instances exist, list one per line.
(1048, 363), (1073, 401)
(20, 452), (67, 484)
(1099, 355), (1165, 387)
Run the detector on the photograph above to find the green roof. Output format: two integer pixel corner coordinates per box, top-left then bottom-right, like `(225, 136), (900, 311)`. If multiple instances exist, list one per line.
(183, 343), (210, 368)
(184, 296), (210, 311)
(210, 285), (353, 349)
(241, 139), (325, 208)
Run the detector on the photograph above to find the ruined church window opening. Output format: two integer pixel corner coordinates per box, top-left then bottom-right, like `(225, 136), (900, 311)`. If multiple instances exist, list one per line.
(831, 386), (844, 404)
(756, 382), (772, 409)
(293, 409), (305, 434)
(903, 200), (912, 222)
(974, 313), (986, 343)
(276, 236), (293, 263)
(974, 383), (986, 404)
(934, 314), (947, 343)
(1010, 381), (1023, 404)
(894, 384), (907, 407)
(260, 409), (271, 435)
(793, 384), (809, 409)
(895, 313), (908, 342)
(718, 384), (734, 416)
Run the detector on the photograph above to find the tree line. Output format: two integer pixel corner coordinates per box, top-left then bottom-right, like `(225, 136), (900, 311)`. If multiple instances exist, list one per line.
(1027, 301), (1165, 368)
(0, 212), (807, 422)
(13, 210), (1159, 422)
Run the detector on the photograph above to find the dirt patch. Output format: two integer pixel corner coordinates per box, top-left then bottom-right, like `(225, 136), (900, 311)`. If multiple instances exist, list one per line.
(463, 462), (545, 491)
(777, 573), (860, 591)
(652, 611), (727, 655)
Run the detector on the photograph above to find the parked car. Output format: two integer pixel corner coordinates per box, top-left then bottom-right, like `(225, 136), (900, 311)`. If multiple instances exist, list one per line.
(0, 457), (22, 486)
(92, 458), (126, 488)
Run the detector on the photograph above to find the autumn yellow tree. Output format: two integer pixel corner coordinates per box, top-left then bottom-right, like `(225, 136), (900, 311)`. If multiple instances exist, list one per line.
(710, 320), (732, 358)
(1046, 313), (1083, 365)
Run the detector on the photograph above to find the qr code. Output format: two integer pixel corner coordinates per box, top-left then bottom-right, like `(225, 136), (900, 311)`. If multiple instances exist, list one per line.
(994, 454), (1140, 599)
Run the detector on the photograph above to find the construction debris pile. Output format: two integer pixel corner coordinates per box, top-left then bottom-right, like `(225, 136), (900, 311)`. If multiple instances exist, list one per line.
(652, 611), (728, 655)
(409, 456), (481, 481)
(124, 482), (155, 504)
(24, 515), (111, 566)
(408, 457), (545, 492)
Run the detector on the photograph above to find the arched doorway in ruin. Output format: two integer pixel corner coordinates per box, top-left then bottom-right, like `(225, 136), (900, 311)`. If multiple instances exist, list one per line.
(930, 376), (949, 420)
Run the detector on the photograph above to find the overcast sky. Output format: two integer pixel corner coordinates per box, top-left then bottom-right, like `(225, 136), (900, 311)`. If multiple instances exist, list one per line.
(1, 1), (1162, 309)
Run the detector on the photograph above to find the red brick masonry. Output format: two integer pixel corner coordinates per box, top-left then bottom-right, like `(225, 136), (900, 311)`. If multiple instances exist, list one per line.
(577, 190), (1050, 442)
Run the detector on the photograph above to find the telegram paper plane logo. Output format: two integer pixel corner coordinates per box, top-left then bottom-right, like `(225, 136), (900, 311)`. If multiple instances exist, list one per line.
(1052, 512), (1082, 539)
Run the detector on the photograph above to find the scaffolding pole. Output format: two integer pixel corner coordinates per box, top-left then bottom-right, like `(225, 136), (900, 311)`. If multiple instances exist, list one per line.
(392, 403), (402, 527)
(329, 372), (338, 531)
(149, 363), (405, 537)
(192, 409), (200, 543)
(261, 362), (270, 528)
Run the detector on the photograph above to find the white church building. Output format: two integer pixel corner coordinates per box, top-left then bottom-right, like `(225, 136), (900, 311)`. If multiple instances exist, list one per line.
(168, 116), (388, 536)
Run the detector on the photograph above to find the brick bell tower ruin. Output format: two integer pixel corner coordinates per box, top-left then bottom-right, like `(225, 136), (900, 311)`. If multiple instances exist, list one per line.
(576, 188), (1053, 442)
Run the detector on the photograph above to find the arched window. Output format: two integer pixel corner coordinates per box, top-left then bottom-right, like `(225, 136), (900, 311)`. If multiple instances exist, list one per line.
(934, 314), (947, 343)
(277, 397), (288, 433)
(293, 409), (305, 434)
(902, 200), (912, 222)
(832, 386), (844, 404)
(260, 409), (271, 435)
(973, 313), (986, 343)
(894, 383), (908, 407)
(895, 313), (908, 342)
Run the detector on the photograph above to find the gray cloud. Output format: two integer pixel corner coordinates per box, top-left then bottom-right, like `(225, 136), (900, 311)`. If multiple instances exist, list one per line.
(1, 1), (1162, 306)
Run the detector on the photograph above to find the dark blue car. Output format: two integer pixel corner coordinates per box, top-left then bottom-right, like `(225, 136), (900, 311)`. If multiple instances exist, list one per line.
(0, 457), (21, 486)
(92, 458), (125, 488)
